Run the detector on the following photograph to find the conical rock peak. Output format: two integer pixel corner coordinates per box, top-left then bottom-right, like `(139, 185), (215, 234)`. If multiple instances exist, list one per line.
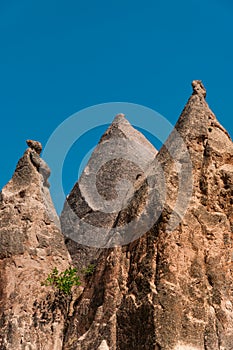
(0, 141), (71, 350)
(192, 79), (207, 98)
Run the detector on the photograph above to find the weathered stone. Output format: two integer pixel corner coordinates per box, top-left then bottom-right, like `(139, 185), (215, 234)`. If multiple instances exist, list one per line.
(26, 139), (43, 155)
(0, 142), (71, 350)
(60, 114), (157, 269)
(1, 81), (232, 350)
(63, 81), (233, 350)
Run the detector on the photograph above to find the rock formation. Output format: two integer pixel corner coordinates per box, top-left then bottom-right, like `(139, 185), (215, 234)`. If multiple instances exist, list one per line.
(0, 142), (71, 350)
(61, 113), (157, 268)
(62, 81), (233, 350)
(0, 81), (232, 350)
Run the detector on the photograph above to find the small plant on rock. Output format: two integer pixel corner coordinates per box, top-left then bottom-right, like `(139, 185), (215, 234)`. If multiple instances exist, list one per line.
(41, 266), (81, 295)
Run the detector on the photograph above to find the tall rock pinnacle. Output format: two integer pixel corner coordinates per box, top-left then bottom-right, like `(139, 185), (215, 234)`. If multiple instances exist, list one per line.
(60, 114), (157, 268)
(0, 141), (71, 350)
(63, 81), (233, 350)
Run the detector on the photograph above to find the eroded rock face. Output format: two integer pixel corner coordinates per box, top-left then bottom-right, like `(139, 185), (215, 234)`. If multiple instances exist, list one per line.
(0, 142), (71, 350)
(1, 81), (232, 350)
(60, 114), (158, 269)
(63, 81), (233, 350)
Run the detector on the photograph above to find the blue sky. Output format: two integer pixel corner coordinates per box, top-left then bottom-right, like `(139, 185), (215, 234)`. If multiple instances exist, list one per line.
(0, 0), (232, 213)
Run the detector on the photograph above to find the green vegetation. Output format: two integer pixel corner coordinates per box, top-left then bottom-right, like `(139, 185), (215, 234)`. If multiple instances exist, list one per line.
(41, 267), (81, 295)
(42, 263), (96, 295)
(82, 263), (96, 277)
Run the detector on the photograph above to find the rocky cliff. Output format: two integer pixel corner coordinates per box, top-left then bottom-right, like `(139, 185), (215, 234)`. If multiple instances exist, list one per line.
(0, 81), (232, 350)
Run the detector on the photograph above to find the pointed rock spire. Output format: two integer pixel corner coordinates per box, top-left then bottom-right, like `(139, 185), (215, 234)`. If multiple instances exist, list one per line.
(192, 79), (207, 97)
(99, 113), (156, 155)
(60, 114), (157, 268)
(0, 141), (71, 350)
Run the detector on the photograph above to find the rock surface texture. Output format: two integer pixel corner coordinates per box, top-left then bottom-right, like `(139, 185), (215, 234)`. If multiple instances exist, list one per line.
(61, 114), (157, 269)
(0, 81), (233, 350)
(0, 142), (71, 350)
(62, 81), (233, 350)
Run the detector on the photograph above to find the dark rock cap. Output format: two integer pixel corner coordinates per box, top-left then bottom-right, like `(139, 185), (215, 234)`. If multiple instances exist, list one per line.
(26, 139), (42, 155)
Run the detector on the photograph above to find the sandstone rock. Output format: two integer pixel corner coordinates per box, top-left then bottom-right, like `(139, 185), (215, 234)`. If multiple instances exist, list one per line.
(0, 141), (71, 350)
(63, 81), (233, 350)
(60, 114), (158, 269)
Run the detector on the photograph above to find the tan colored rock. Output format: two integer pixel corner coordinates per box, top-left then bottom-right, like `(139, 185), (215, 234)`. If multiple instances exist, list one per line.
(1, 81), (232, 350)
(0, 142), (71, 350)
(63, 81), (233, 349)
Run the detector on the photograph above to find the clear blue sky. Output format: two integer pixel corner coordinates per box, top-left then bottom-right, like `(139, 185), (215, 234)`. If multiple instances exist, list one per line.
(0, 0), (232, 213)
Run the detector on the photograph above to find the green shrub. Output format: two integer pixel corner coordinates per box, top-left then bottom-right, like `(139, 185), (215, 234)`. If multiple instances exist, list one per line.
(42, 267), (81, 295)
